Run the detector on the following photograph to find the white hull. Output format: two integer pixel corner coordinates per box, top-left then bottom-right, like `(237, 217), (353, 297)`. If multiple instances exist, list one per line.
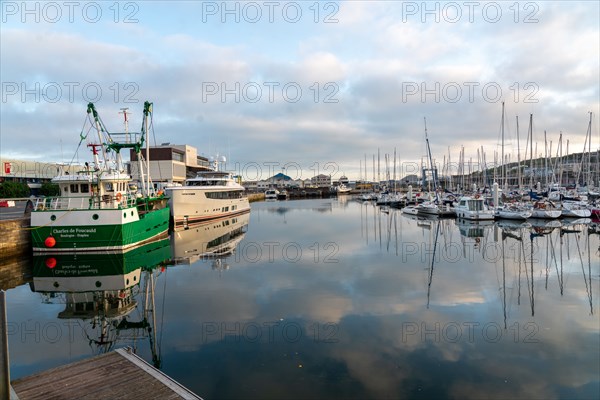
(495, 209), (532, 220)
(561, 202), (592, 218)
(167, 186), (250, 227)
(454, 210), (496, 220)
(454, 197), (495, 220)
(561, 208), (592, 218)
(402, 206), (419, 215)
(530, 209), (562, 219)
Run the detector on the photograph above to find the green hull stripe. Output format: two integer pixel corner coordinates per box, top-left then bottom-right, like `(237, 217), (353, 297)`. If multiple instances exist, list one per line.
(33, 238), (172, 277)
(32, 208), (170, 251)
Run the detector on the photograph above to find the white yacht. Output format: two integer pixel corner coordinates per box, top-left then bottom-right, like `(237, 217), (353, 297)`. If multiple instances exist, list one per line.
(454, 195), (495, 220)
(165, 158), (250, 229)
(264, 189), (279, 200)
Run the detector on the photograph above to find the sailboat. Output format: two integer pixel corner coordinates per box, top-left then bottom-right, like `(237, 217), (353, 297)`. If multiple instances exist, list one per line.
(30, 102), (170, 252)
(415, 118), (455, 217)
(494, 102), (532, 220)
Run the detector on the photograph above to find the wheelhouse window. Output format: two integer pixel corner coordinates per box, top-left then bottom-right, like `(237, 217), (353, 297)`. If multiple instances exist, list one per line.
(70, 184), (79, 193)
(80, 184), (90, 193)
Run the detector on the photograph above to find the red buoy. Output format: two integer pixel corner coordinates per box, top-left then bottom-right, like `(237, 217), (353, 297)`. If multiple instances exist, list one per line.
(45, 257), (57, 269)
(45, 236), (56, 248)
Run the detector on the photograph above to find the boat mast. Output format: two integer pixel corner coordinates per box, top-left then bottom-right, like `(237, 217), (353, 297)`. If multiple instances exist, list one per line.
(516, 115), (522, 192)
(144, 102), (152, 196)
(528, 114), (533, 189)
(87, 103), (110, 168)
(544, 131), (548, 192)
(423, 117), (439, 202)
(501, 101), (506, 192)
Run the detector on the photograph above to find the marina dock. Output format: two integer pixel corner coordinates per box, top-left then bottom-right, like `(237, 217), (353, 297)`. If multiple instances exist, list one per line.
(11, 347), (202, 399)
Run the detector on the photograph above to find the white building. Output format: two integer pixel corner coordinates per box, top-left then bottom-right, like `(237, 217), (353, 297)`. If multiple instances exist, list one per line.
(129, 144), (211, 186)
(311, 174), (331, 187)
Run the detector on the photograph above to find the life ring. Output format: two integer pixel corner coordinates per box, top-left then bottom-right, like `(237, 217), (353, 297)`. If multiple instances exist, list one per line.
(115, 193), (122, 202)
(474, 194), (480, 199)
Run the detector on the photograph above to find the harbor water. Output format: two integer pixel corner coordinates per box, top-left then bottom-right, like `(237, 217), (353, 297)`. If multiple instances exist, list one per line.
(4, 197), (600, 399)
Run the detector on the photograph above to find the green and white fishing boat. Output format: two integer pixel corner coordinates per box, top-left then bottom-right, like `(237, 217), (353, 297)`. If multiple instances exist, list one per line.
(30, 102), (170, 253)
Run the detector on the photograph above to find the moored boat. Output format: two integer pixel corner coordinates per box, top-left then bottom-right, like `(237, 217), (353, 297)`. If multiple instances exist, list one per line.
(30, 102), (170, 253)
(494, 203), (532, 220)
(401, 205), (419, 216)
(561, 201), (592, 218)
(277, 190), (289, 200)
(530, 200), (562, 219)
(416, 201), (455, 217)
(165, 157), (250, 229)
(453, 195), (495, 220)
(336, 184), (352, 195)
(265, 189), (279, 200)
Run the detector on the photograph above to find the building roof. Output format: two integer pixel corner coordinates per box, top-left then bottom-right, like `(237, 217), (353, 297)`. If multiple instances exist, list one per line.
(269, 173), (292, 181)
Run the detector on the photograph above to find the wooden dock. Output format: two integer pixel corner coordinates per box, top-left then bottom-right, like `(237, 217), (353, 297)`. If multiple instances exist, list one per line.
(11, 348), (202, 399)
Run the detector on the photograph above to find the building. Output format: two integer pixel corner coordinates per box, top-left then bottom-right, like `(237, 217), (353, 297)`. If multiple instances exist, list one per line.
(129, 144), (211, 186)
(310, 174), (331, 187)
(0, 158), (82, 195)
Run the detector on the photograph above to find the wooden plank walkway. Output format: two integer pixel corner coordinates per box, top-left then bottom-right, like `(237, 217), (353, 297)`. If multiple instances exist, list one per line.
(11, 348), (202, 400)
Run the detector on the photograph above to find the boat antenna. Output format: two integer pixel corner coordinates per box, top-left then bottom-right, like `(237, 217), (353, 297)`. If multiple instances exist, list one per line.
(119, 108), (130, 143)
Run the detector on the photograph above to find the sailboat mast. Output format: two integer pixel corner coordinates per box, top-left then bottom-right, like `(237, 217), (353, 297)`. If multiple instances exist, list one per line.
(516, 115), (522, 191)
(423, 117), (439, 201)
(501, 101), (506, 191)
(528, 114), (533, 189)
(544, 131), (548, 191)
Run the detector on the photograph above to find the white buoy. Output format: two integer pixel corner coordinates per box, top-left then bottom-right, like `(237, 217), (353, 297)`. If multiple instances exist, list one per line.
(408, 185), (413, 202)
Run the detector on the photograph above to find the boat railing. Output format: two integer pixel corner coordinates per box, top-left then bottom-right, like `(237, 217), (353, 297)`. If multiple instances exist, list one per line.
(33, 193), (140, 211)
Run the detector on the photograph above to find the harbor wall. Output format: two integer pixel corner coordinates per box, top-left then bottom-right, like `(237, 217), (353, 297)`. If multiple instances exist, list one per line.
(0, 217), (31, 261)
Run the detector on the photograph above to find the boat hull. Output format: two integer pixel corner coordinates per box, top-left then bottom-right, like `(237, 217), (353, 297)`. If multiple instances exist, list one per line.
(31, 206), (170, 252)
(530, 209), (562, 219)
(167, 187), (250, 227)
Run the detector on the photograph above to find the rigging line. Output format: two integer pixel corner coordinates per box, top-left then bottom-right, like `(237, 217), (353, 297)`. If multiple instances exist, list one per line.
(20, 208), (75, 230)
(149, 109), (163, 182)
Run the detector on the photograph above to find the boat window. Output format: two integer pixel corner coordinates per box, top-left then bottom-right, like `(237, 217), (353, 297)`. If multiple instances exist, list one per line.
(70, 184), (79, 193)
(105, 183), (113, 192)
(80, 184), (90, 193)
(63, 186), (69, 193)
(206, 191), (243, 199)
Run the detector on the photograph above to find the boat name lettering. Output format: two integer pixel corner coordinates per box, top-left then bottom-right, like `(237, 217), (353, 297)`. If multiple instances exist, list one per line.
(182, 192), (196, 196)
(51, 228), (95, 234)
(75, 228), (97, 233)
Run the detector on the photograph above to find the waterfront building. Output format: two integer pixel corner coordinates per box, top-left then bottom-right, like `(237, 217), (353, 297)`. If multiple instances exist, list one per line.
(128, 144), (211, 187)
(0, 158), (82, 195)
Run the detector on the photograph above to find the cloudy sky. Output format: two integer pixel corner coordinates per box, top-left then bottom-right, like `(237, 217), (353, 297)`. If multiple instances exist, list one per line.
(1, 1), (599, 181)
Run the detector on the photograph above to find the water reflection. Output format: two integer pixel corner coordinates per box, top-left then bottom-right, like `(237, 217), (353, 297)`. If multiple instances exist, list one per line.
(5, 199), (600, 399)
(169, 211), (250, 269)
(359, 202), (597, 322)
(30, 239), (171, 367)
